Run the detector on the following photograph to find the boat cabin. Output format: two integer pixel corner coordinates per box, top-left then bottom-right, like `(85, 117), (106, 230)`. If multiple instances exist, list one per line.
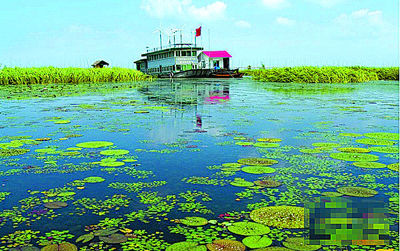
(91, 60), (109, 68)
(198, 51), (232, 70)
(138, 44), (203, 74)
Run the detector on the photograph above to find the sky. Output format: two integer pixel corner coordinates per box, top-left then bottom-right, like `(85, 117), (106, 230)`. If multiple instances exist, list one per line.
(0, 0), (398, 68)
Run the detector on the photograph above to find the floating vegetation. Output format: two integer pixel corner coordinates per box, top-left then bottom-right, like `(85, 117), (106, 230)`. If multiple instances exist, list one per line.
(242, 166), (276, 174)
(230, 178), (254, 187)
(242, 235), (273, 249)
(99, 149), (130, 156)
(183, 176), (230, 186)
(179, 216), (208, 226)
(311, 142), (340, 148)
(321, 192), (343, 197)
(237, 158), (278, 166)
(206, 239), (246, 251)
(339, 133), (362, 137)
(355, 138), (396, 146)
(282, 237), (321, 251)
(250, 206), (305, 228)
(0, 148), (30, 157)
(352, 161), (386, 168)
(254, 179), (282, 188)
(108, 181), (167, 193)
(337, 147), (370, 153)
(387, 163), (399, 172)
(227, 221), (270, 236)
(329, 152), (379, 162)
(166, 241), (206, 251)
(99, 233), (127, 244)
(40, 242), (77, 251)
(369, 146), (399, 153)
(253, 143), (280, 148)
(76, 141), (114, 148)
(336, 186), (378, 197)
(44, 201), (68, 209)
(83, 176), (105, 183)
(257, 138), (282, 143)
(364, 132), (399, 141)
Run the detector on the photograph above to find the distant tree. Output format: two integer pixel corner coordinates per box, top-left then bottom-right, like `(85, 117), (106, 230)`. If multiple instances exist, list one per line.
(247, 65), (252, 70)
(261, 64), (266, 69)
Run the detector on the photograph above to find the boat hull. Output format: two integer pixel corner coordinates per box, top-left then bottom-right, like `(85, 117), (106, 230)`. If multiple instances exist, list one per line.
(157, 69), (244, 79)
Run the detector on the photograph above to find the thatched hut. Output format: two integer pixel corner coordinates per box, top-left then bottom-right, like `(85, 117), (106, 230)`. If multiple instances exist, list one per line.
(91, 60), (109, 68)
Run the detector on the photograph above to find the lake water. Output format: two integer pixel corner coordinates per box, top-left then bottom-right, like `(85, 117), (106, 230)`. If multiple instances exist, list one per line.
(0, 78), (398, 250)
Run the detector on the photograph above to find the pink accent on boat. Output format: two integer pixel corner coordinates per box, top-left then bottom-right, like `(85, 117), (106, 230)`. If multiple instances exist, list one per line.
(206, 95), (230, 101)
(202, 51), (232, 58)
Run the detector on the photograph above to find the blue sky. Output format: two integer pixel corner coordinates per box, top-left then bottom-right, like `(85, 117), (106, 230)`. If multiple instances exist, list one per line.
(0, 0), (398, 68)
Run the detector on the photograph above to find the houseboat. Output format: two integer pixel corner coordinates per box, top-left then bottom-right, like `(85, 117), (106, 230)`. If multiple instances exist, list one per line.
(134, 43), (243, 78)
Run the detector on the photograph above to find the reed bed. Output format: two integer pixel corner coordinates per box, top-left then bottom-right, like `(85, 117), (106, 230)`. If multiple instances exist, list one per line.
(0, 67), (153, 85)
(242, 66), (399, 83)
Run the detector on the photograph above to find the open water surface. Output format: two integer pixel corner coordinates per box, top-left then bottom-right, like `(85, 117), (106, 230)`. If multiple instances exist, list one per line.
(0, 78), (398, 250)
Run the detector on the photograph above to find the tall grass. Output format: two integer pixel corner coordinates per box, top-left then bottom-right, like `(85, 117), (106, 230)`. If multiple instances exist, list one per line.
(0, 67), (153, 85)
(242, 66), (399, 83)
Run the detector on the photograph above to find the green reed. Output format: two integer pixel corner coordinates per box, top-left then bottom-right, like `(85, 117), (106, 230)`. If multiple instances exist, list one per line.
(242, 66), (399, 83)
(0, 67), (153, 85)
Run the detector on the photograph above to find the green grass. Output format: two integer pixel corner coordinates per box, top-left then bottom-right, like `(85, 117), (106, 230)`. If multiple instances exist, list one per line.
(242, 66), (399, 83)
(0, 67), (153, 85)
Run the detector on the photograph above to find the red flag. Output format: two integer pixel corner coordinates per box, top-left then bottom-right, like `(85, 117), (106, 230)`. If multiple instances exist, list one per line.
(195, 26), (201, 37)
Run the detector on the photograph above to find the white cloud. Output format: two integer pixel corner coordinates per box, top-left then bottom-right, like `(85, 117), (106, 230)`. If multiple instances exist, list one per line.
(261, 0), (289, 9)
(334, 9), (394, 37)
(235, 20), (251, 28)
(276, 17), (295, 26)
(307, 0), (345, 8)
(335, 9), (384, 27)
(141, 0), (226, 21)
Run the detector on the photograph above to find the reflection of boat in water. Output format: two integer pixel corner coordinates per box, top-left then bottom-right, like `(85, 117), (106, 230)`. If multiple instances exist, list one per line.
(138, 80), (230, 106)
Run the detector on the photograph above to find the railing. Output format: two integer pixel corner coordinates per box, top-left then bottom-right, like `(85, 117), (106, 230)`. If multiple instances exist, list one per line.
(145, 43), (203, 53)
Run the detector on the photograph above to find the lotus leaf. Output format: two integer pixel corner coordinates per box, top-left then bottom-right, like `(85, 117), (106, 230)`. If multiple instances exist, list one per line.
(242, 166), (276, 174)
(257, 138), (282, 142)
(355, 138), (396, 146)
(54, 120), (71, 124)
(228, 222), (270, 236)
(337, 186), (378, 197)
(321, 192), (343, 197)
(250, 206), (304, 228)
(234, 136), (247, 140)
(311, 142), (340, 148)
(339, 133), (362, 137)
(0, 142), (24, 148)
(237, 158), (278, 166)
(99, 233), (127, 244)
(230, 178), (254, 187)
(179, 216), (208, 226)
(352, 162), (386, 169)
(166, 241), (207, 251)
(40, 242), (77, 251)
(235, 141), (254, 146)
(93, 228), (119, 236)
(337, 147), (370, 153)
(206, 239), (246, 251)
(253, 143), (280, 148)
(242, 235), (272, 249)
(44, 201), (68, 209)
(100, 149), (129, 155)
(76, 141), (114, 148)
(253, 248), (291, 251)
(364, 132), (399, 141)
(83, 176), (105, 183)
(254, 180), (282, 188)
(329, 152), (378, 162)
(282, 237), (321, 251)
(0, 148), (30, 157)
(76, 233), (94, 243)
(99, 161), (125, 167)
(66, 147), (82, 151)
(387, 163), (399, 172)
(122, 158), (137, 162)
(368, 146), (399, 153)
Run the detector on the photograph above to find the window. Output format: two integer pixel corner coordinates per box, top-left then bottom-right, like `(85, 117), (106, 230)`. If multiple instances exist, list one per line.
(176, 65), (181, 71)
(192, 52), (196, 56)
(176, 51), (180, 56)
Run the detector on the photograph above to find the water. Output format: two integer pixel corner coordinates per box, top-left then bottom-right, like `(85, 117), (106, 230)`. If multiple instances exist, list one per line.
(0, 78), (398, 250)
